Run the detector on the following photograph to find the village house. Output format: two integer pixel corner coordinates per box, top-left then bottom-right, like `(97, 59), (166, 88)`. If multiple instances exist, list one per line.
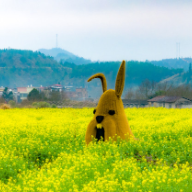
(0, 87), (19, 102)
(49, 84), (63, 92)
(38, 84), (66, 99)
(17, 86), (34, 101)
(39, 85), (88, 101)
(148, 96), (192, 108)
(1, 84), (88, 103)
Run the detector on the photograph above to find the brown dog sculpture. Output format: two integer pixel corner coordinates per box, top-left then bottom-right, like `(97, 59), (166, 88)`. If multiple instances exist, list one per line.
(85, 60), (134, 144)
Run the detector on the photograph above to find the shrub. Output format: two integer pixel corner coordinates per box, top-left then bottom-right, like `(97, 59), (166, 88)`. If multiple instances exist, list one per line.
(32, 101), (51, 108)
(52, 104), (57, 108)
(0, 104), (11, 109)
(20, 100), (33, 107)
(8, 100), (16, 108)
(32, 102), (38, 107)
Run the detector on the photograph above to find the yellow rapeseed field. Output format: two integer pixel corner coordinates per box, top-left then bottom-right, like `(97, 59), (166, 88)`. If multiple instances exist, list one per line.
(0, 107), (192, 191)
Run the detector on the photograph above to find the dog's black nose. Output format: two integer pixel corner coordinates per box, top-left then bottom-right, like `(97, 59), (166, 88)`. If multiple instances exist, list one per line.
(96, 116), (104, 123)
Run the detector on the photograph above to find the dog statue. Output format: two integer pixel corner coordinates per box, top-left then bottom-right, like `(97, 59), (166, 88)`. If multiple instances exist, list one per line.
(85, 60), (134, 144)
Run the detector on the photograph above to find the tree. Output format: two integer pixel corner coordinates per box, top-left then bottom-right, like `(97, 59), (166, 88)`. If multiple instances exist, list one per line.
(125, 88), (135, 100)
(139, 79), (157, 99)
(27, 88), (41, 101)
(155, 81), (173, 94)
(49, 90), (67, 101)
(2, 87), (14, 102)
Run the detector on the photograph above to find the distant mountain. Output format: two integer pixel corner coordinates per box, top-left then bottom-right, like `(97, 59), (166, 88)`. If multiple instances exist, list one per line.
(151, 58), (192, 71)
(0, 49), (70, 87)
(0, 49), (185, 99)
(0, 49), (61, 68)
(38, 48), (92, 65)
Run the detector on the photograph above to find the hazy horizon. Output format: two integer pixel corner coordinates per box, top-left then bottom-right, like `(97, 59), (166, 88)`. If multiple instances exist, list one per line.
(1, 0), (192, 61)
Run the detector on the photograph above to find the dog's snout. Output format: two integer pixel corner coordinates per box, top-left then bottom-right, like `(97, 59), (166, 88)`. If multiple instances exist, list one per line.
(96, 116), (104, 123)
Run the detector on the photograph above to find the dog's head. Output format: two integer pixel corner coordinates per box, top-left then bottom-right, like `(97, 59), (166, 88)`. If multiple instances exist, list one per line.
(85, 60), (134, 144)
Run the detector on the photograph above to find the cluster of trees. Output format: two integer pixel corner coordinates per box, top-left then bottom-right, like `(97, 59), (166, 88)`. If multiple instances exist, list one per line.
(60, 61), (183, 90)
(1, 87), (14, 102)
(125, 79), (192, 100)
(27, 88), (67, 102)
(0, 87), (68, 104)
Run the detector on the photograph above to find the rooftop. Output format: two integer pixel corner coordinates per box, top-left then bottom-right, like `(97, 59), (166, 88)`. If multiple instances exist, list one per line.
(148, 96), (189, 103)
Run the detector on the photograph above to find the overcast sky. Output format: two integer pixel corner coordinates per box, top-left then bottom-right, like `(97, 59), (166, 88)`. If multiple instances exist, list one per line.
(0, 0), (192, 61)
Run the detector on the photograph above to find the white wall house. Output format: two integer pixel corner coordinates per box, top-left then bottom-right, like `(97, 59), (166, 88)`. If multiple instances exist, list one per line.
(17, 87), (34, 101)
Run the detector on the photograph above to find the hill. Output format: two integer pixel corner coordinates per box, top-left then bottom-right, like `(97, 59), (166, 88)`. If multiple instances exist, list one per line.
(38, 48), (92, 65)
(158, 71), (192, 87)
(0, 49), (70, 87)
(0, 49), (61, 68)
(61, 61), (183, 98)
(0, 49), (183, 98)
(151, 58), (192, 71)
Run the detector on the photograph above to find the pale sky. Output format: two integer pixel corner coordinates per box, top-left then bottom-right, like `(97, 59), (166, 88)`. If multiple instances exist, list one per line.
(0, 0), (192, 61)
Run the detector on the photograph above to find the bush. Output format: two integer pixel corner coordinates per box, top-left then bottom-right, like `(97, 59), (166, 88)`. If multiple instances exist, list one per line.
(32, 102), (38, 107)
(52, 104), (57, 108)
(20, 100), (33, 107)
(32, 101), (51, 108)
(8, 100), (16, 108)
(0, 104), (11, 109)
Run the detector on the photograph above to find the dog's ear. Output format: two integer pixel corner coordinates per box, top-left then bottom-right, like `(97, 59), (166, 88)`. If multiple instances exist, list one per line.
(87, 73), (107, 92)
(115, 60), (125, 98)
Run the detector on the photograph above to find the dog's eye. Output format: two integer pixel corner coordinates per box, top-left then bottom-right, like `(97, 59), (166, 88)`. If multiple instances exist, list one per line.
(108, 110), (115, 115)
(93, 109), (96, 114)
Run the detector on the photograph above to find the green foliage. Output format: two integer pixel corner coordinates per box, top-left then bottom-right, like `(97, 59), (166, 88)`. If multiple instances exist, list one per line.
(51, 104), (57, 108)
(28, 89), (47, 101)
(27, 89), (40, 101)
(2, 87), (14, 101)
(32, 101), (51, 108)
(8, 100), (16, 107)
(148, 90), (166, 99)
(32, 102), (38, 107)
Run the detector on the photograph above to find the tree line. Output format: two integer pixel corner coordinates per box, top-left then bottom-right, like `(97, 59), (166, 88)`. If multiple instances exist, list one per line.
(0, 49), (184, 91)
(125, 79), (192, 100)
(0, 87), (68, 103)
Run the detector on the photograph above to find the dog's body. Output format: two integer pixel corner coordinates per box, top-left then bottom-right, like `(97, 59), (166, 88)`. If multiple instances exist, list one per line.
(85, 61), (134, 144)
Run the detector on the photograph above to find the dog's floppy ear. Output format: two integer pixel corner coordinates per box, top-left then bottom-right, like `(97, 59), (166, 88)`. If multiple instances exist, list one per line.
(87, 73), (107, 93)
(115, 60), (125, 98)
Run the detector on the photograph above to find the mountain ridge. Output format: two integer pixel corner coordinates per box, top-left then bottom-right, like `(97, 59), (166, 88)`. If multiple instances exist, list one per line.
(38, 48), (92, 65)
(0, 48), (187, 98)
(151, 58), (192, 71)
